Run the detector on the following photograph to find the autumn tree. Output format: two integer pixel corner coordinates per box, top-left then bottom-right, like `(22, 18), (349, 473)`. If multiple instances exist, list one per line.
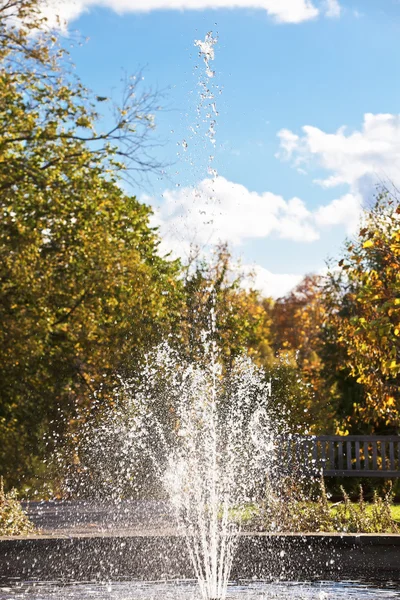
(271, 274), (325, 362)
(326, 191), (400, 433)
(0, 0), (182, 491)
(267, 275), (337, 432)
(180, 244), (273, 366)
(178, 247), (317, 433)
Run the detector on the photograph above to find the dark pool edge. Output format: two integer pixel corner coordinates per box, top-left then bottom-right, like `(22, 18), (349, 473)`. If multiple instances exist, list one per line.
(1, 534), (400, 582)
(2, 531), (400, 540)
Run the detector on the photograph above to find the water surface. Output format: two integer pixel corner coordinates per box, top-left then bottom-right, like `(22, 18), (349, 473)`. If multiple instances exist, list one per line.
(1, 580), (400, 599)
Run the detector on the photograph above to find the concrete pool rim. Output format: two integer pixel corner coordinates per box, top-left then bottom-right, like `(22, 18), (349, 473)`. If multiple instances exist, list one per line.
(1, 533), (400, 582)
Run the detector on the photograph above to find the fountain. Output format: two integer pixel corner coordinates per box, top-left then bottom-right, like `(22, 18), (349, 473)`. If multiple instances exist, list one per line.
(56, 37), (283, 597)
(1, 31), (400, 600)
(78, 341), (276, 599)
(2, 310), (400, 594)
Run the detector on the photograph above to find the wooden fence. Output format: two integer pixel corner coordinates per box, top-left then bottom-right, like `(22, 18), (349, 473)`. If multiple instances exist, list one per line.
(277, 435), (400, 478)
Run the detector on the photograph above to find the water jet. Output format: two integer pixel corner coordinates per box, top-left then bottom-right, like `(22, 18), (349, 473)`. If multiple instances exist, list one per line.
(2, 29), (400, 600)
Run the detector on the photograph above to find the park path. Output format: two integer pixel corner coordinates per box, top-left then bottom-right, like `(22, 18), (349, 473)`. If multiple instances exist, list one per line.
(22, 500), (177, 536)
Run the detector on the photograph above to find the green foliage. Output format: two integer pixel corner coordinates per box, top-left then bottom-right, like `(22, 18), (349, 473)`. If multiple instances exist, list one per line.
(0, 171), (183, 489)
(0, 0), (163, 183)
(1, 0), (277, 492)
(325, 191), (400, 432)
(0, 478), (35, 536)
(333, 485), (397, 533)
(2, 0), (400, 495)
(0, 0), (183, 491)
(178, 246), (316, 435)
(256, 478), (399, 534)
(180, 244), (274, 366)
(263, 351), (314, 434)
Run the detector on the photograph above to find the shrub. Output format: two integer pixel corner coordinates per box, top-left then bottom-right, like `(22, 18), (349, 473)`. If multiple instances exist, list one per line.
(333, 484), (398, 533)
(254, 477), (399, 534)
(0, 478), (35, 536)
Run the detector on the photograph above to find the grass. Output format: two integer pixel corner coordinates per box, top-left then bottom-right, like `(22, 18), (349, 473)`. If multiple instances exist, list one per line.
(330, 502), (400, 524)
(238, 480), (400, 534)
(391, 504), (400, 522)
(239, 503), (400, 524)
(240, 501), (400, 533)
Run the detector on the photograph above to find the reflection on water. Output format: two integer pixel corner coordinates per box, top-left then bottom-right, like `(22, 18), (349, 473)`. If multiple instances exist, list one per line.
(1, 580), (400, 599)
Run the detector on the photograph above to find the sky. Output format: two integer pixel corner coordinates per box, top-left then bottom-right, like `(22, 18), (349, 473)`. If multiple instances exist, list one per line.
(47, 0), (400, 297)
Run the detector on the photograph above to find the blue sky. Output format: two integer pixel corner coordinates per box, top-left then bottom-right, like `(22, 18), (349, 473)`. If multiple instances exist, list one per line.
(51, 0), (400, 296)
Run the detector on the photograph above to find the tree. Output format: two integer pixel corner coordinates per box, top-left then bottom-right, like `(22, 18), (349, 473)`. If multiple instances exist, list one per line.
(0, 0), (182, 491)
(268, 275), (338, 432)
(178, 247), (320, 434)
(326, 191), (400, 432)
(0, 152), (184, 490)
(180, 244), (273, 366)
(0, 0), (164, 191)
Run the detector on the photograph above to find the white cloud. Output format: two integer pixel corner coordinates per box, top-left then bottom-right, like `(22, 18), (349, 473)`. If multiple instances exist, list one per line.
(278, 113), (400, 191)
(147, 175), (362, 263)
(314, 192), (362, 233)
(39, 0), (88, 30)
(324, 0), (341, 18)
(147, 176), (321, 260)
(240, 264), (303, 298)
(39, 0), (344, 26)
(277, 129), (300, 158)
(146, 174), (358, 298)
(276, 112), (400, 232)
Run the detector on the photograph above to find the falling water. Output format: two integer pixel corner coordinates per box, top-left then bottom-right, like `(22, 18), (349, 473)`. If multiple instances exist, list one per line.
(66, 33), (279, 600)
(194, 31), (219, 178)
(161, 339), (275, 599)
(71, 323), (278, 600)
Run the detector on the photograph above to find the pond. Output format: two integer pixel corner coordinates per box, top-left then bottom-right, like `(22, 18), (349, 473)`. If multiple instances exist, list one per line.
(1, 580), (400, 600)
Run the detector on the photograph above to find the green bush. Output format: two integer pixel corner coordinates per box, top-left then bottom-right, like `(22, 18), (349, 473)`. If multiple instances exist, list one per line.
(254, 477), (399, 534)
(0, 478), (35, 536)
